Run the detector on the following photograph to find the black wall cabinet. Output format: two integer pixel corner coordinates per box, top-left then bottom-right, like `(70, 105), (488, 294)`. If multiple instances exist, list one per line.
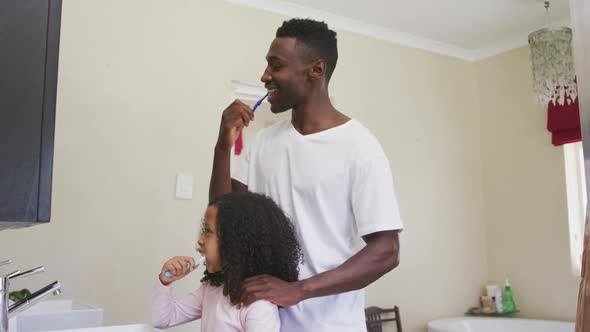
(0, 0), (62, 230)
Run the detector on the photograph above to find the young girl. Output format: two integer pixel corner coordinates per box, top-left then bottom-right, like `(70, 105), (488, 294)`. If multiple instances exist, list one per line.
(152, 192), (303, 331)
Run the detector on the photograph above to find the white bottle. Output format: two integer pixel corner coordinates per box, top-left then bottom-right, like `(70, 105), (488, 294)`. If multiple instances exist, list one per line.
(485, 285), (503, 313)
(494, 287), (503, 313)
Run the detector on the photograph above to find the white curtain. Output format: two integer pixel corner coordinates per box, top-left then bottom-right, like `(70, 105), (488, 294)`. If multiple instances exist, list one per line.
(571, 1), (590, 331)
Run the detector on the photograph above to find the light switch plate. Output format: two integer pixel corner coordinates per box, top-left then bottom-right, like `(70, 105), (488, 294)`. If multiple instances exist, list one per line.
(175, 174), (193, 199)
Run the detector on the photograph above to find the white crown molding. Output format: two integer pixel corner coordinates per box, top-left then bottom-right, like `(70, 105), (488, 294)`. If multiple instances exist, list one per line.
(471, 35), (531, 61)
(225, 0), (573, 62)
(224, 0), (477, 61)
(471, 19), (572, 61)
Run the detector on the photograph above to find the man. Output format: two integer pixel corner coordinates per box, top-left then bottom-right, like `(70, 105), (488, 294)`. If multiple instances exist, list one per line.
(209, 18), (403, 332)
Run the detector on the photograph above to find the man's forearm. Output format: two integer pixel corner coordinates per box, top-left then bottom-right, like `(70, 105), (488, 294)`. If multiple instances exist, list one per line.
(298, 231), (399, 300)
(209, 145), (233, 201)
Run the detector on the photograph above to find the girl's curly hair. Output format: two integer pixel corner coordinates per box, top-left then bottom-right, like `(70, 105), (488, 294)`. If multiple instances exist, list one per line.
(200, 192), (303, 305)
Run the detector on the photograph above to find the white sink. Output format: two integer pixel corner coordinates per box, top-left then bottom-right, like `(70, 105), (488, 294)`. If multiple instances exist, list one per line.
(48, 325), (158, 332)
(9, 299), (103, 332)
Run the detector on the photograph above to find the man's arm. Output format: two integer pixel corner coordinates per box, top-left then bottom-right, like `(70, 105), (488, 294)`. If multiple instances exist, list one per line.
(209, 100), (253, 201)
(209, 149), (249, 200)
(232, 179), (248, 193)
(240, 230), (400, 306)
(209, 145), (233, 200)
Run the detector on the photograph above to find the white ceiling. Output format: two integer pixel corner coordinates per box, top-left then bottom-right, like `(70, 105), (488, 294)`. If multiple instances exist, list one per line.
(226, 0), (571, 61)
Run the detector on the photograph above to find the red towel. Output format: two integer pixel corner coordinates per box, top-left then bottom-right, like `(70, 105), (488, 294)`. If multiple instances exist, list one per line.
(234, 129), (243, 155)
(547, 97), (581, 146)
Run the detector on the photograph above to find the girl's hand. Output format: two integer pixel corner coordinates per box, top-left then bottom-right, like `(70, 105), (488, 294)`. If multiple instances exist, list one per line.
(159, 256), (196, 286)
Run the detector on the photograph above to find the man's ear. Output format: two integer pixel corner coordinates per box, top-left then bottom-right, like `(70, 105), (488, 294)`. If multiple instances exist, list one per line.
(307, 59), (326, 81)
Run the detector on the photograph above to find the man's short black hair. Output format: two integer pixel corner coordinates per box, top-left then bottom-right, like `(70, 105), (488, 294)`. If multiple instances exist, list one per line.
(276, 18), (338, 82)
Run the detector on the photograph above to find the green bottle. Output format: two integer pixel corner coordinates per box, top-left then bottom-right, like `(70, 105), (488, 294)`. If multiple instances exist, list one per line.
(502, 277), (517, 312)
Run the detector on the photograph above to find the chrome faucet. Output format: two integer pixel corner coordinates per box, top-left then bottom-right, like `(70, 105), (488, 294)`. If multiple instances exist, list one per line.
(0, 260), (61, 332)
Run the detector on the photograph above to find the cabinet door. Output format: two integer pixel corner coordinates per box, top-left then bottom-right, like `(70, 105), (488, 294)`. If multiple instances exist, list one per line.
(0, 0), (51, 223)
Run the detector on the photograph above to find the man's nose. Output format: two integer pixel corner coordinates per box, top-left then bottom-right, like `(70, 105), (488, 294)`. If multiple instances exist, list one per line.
(260, 68), (271, 83)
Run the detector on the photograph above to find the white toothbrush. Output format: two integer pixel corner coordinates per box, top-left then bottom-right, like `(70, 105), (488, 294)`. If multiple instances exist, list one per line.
(164, 256), (205, 278)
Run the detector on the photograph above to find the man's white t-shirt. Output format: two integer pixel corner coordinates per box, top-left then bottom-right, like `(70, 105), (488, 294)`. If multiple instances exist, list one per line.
(233, 119), (403, 332)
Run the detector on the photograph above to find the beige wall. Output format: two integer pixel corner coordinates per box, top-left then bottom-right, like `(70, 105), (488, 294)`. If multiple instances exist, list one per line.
(344, 38), (488, 331)
(2, 1), (577, 332)
(476, 47), (579, 322)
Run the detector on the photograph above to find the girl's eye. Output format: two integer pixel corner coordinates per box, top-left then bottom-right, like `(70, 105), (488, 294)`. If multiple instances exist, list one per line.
(200, 221), (215, 236)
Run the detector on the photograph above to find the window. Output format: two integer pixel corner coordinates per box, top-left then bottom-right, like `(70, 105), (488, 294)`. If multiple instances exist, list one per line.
(564, 141), (587, 276)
